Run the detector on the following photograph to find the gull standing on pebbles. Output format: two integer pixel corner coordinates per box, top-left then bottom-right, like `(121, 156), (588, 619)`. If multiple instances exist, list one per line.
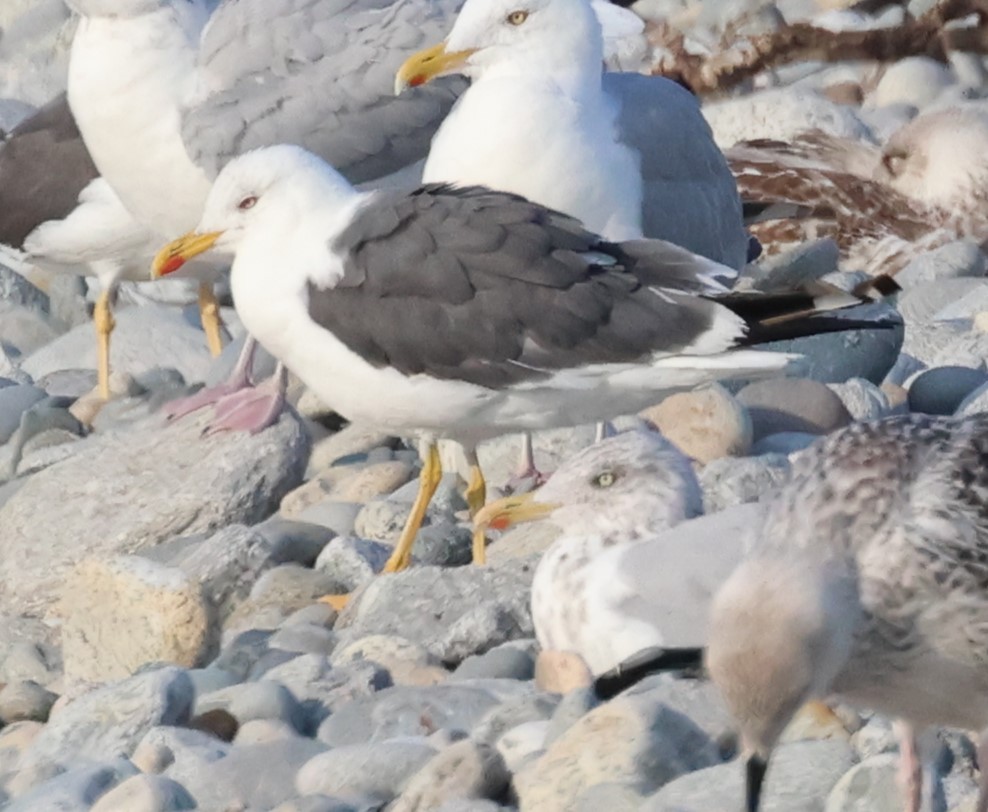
(474, 429), (717, 677)
(0, 95), (163, 399)
(395, 0), (748, 478)
(65, 0), (465, 432)
(707, 413), (988, 812)
(153, 144), (897, 573)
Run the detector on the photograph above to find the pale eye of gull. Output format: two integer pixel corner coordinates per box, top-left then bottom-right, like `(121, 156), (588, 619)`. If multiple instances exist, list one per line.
(238, 195), (259, 211)
(506, 10), (529, 25)
(592, 471), (617, 488)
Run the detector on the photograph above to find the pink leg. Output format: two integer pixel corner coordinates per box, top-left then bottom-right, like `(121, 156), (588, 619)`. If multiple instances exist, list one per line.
(894, 720), (922, 812)
(975, 729), (988, 812)
(202, 363), (288, 435)
(164, 336), (257, 422)
(505, 433), (548, 494)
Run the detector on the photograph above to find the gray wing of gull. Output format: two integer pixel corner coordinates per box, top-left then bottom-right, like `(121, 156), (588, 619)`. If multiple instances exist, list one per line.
(182, 0), (466, 185)
(307, 184), (731, 390)
(604, 503), (759, 649)
(607, 72), (748, 273)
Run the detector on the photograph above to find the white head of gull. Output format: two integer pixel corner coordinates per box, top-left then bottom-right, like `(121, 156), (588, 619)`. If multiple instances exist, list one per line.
(154, 144), (896, 576)
(395, 0), (747, 265)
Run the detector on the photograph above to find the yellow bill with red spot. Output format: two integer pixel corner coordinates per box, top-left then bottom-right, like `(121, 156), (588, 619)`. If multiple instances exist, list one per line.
(151, 231), (222, 278)
(473, 490), (561, 534)
(394, 43), (478, 95)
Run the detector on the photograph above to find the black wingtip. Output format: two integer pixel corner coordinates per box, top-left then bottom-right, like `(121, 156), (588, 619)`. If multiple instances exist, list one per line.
(593, 646), (704, 701)
(852, 273), (901, 300)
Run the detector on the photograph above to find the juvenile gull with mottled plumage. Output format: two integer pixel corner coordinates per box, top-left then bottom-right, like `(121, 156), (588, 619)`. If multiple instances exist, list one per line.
(473, 428), (726, 677)
(707, 413), (988, 812)
(151, 144), (897, 574)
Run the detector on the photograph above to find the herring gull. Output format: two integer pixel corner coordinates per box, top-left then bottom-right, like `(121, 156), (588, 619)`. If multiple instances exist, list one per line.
(707, 413), (988, 812)
(474, 428), (726, 677)
(151, 145), (898, 573)
(0, 94), (172, 398)
(64, 0), (465, 431)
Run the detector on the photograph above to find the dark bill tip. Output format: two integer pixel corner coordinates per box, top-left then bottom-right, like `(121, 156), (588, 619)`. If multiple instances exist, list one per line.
(746, 754), (769, 812)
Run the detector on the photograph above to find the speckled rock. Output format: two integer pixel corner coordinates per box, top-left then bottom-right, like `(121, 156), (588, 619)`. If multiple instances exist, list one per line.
(60, 556), (213, 681)
(896, 240), (988, 288)
(643, 740), (854, 811)
(640, 384), (753, 463)
(0, 410), (309, 616)
(392, 740), (511, 812)
(331, 635), (447, 687)
(317, 683), (517, 747)
(514, 685), (721, 811)
(295, 741), (437, 801)
(22, 667), (194, 768)
(827, 378), (890, 421)
(314, 536), (392, 593)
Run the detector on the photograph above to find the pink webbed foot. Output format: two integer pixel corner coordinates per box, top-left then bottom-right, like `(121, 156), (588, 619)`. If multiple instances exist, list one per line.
(201, 367), (287, 436)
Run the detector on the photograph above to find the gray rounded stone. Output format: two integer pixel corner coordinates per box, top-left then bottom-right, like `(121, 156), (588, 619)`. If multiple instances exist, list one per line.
(296, 742), (438, 800)
(0, 383), (45, 443)
(824, 753), (900, 812)
(196, 681), (306, 733)
(738, 378), (852, 439)
(392, 740), (510, 812)
(269, 623), (339, 656)
(750, 431), (818, 456)
(314, 535), (392, 593)
(0, 679), (58, 723)
(896, 240), (988, 287)
(89, 774), (197, 812)
(454, 645), (536, 681)
(909, 366), (988, 415)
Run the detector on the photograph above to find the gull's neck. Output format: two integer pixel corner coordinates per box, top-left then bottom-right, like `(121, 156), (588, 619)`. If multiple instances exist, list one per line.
(68, 6), (212, 236)
(471, 49), (604, 102)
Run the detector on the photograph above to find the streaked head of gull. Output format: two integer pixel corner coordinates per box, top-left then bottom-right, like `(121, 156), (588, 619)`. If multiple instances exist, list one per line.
(394, 0), (604, 92)
(877, 106), (988, 208)
(706, 553), (861, 809)
(474, 428), (703, 544)
(151, 145), (360, 277)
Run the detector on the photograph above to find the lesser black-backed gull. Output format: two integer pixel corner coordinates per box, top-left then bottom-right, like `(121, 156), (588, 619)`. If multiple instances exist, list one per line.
(152, 144), (898, 572)
(707, 413), (988, 812)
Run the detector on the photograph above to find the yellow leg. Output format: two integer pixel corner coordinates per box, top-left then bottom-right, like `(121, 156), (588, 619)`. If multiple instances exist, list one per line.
(198, 282), (224, 357)
(465, 460), (488, 565)
(93, 289), (116, 400)
(383, 442), (442, 573)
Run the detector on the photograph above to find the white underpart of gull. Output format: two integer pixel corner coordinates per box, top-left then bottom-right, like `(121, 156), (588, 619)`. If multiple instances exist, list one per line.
(707, 413), (988, 812)
(474, 429), (717, 676)
(152, 144), (896, 574)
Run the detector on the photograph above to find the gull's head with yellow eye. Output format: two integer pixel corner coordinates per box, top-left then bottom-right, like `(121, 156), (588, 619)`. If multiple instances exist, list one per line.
(395, 0), (605, 93)
(474, 428), (703, 542)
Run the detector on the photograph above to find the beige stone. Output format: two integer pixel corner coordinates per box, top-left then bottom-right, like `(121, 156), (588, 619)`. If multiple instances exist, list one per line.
(331, 634), (448, 687)
(641, 384), (753, 464)
(392, 740), (510, 812)
(487, 522), (563, 564)
(332, 461), (414, 503)
(514, 687), (720, 811)
(0, 720), (44, 754)
(280, 477), (334, 518)
(59, 556), (213, 681)
(306, 423), (397, 475)
(534, 650), (592, 695)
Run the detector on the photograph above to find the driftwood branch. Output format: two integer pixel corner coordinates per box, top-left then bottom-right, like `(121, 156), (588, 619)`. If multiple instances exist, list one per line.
(650, 0), (988, 95)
